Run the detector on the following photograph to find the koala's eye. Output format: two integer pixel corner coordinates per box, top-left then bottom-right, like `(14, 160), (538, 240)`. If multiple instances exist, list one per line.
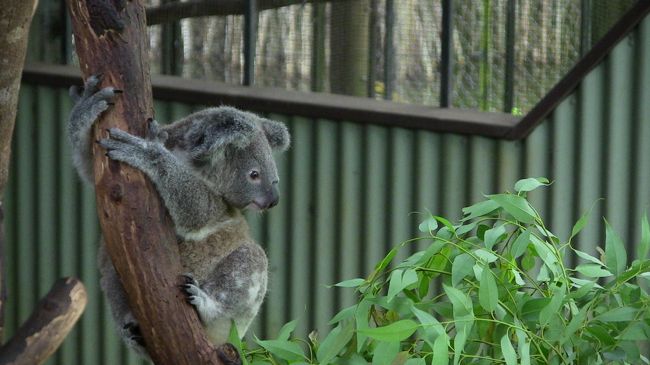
(249, 170), (260, 180)
(196, 134), (205, 146)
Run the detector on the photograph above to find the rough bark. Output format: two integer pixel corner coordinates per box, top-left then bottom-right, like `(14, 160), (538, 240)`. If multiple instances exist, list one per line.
(146, 0), (330, 25)
(66, 1), (231, 364)
(0, 278), (87, 365)
(0, 0), (39, 343)
(0, 203), (5, 343)
(0, 0), (38, 200)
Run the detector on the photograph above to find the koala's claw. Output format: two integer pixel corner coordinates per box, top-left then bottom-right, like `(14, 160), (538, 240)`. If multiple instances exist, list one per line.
(123, 322), (145, 347)
(107, 128), (143, 145)
(180, 273), (202, 304)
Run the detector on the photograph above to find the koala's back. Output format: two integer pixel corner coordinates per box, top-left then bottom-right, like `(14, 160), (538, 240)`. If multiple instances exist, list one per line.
(179, 214), (256, 283)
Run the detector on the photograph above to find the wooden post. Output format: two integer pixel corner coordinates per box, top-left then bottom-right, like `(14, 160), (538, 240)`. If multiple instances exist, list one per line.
(0, 278), (86, 365)
(65, 1), (233, 364)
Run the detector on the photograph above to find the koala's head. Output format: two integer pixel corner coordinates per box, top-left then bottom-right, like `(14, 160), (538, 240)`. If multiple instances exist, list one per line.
(172, 107), (290, 211)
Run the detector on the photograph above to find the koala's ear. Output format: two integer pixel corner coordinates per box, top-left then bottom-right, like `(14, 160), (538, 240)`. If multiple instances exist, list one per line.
(190, 118), (256, 161)
(259, 119), (290, 152)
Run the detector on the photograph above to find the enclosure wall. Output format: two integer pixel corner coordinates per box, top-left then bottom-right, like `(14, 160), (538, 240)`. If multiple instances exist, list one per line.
(2, 13), (650, 365)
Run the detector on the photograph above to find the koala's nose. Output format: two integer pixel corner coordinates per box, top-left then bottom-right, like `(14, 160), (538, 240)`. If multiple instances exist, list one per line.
(268, 186), (279, 208)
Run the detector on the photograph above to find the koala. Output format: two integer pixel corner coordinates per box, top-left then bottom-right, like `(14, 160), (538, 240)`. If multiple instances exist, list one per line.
(68, 75), (290, 359)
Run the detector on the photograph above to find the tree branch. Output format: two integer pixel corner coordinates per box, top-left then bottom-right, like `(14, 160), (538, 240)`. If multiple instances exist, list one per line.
(145, 0), (329, 25)
(0, 0), (39, 343)
(66, 1), (234, 364)
(0, 278), (87, 365)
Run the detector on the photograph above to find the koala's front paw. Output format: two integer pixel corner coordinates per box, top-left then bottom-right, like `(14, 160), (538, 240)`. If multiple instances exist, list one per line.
(180, 274), (222, 323)
(68, 74), (121, 131)
(98, 128), (166, 169)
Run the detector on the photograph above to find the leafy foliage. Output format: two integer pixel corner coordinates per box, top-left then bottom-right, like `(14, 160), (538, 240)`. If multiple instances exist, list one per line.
(235, 178), (650, 364)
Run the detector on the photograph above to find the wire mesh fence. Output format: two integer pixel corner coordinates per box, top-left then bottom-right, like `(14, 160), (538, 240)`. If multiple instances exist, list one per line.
(143, 0), (636, 114)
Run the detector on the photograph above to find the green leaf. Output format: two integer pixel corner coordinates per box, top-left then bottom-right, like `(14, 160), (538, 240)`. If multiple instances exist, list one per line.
(419, 215), (438, 234)
(333, 278), (365, 288)
(358, 319), (419, 342)
(411, 306), (445, 346)
(574, 249), (605, 266)
(316, 321), (354, 364)
(329, 304), (357, 325)
(388, 269), (418, 302)
(433, 216), (456, 234)
(355, 299), (372, 352)
(514, 177), (550, 193)
(371, 341), (400, 365)
(461, 200), (500, 221)
(539, 285), (564, 326)
(489, 194), (537, 224)
(575, 264), (612, 278)
(443, 285), (473, 317)
(561, 305), (588, 345)
(479, 267), (498, 312)
(474, 248), (498, 263)
(530, 235), (559, 277)
(228, 319), (243, 354)
(500, 334), (517, 365)
(375, 247), (398, 272)
(277, 319), (298, 341)
(605, 220), (627, 275)
(255, 339), (305, 362)
(570, 280), (595, 299)
(570, 205), (594, 242)
(595, 307), (638, 322)
(451, 254), (475, 286)
(510, 230), (531, 258)
(453, 316), (472, 365)
(405, 358), (427, 365)
(639, 213), (650, 260)
(617, 322), (649, 341)
(484, 224), (507, 250)
(431, 333), (450, 365)
(512, 269), (525, 285)
(515, 325), (530, 365)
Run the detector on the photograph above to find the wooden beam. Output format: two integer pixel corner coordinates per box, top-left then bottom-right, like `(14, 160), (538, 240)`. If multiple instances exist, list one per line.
(22, 63), (518, 138)
(0, 278), (86, 365)
(65, 1), (230, 364)
(145, 0), (328, 25)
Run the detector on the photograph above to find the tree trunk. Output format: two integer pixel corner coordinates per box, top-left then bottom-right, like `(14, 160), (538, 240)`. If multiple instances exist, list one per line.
(0, 0), (39, 343)
(65, 1), (234, 364)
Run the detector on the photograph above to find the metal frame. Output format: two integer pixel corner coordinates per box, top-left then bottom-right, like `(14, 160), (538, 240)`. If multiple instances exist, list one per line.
(21, 0), (650, 140)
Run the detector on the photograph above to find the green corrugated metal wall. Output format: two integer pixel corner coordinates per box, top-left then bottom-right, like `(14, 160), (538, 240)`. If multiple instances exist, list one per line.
(2, 12), (650, 365)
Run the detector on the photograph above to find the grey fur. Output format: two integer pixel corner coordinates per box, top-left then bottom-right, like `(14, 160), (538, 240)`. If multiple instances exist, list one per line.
(68, 76), (289, 359)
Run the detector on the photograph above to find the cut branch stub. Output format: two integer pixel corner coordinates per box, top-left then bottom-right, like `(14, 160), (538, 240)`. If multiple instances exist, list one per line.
(66, 0), (224, 364)
(0, 277), (87, 365)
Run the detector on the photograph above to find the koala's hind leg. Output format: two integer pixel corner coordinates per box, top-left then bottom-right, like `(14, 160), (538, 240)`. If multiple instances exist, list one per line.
(68, 75), (120, 184)
(97, 243), (151, 361)
(181, 243), (268, 345)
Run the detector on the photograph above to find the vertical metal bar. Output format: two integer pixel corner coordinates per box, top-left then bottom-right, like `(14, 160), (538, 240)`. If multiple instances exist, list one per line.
(367, 0), (379, 98)
(311, 2), (326, 92)
(580, 0), (592, 56)
(504, 0), (516, 112)
(243, 0), (258, 86)
(440, 0), (453, 107)
(384, 0), (395, 100)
